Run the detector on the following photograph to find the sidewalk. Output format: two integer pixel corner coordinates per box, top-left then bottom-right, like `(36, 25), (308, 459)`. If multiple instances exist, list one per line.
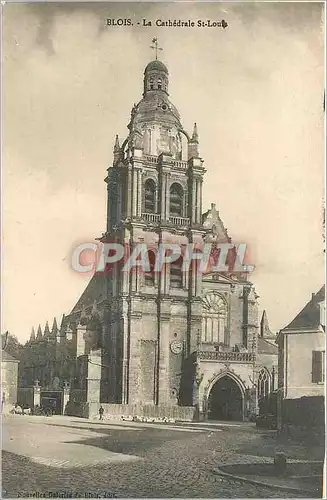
(212, 428), (324, 497)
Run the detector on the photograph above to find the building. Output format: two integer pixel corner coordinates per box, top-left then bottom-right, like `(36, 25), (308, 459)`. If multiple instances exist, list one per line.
(256, 310), (278, 400)
(31, 54), (277, 421)
(16, 319), (75, 414)
(276, 286), (325, 436)
(1, 350), (19, 413)
(277, 286), (325, 400)
(20, 319), (74, 389)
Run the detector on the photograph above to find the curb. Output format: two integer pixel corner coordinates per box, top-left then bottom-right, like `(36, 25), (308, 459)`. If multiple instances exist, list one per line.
(212, 466), (321, 496)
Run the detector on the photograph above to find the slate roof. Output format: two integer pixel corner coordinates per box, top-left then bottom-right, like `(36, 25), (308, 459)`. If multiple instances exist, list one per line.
(257, 337), (278, 355)
(1, 350), (19, 362)
(70, 273), (106, 316)
(283, 286), (325, 331)
(144, 60), (168, 74)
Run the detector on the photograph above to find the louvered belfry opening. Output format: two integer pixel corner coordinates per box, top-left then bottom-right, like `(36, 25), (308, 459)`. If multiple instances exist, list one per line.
(170, 256), (183, 289)
(144, 179), (156, 213)
(169, 183), (183, 217)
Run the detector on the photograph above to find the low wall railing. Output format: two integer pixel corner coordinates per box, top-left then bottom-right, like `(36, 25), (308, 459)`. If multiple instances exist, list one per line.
(67, 402), (196, 421)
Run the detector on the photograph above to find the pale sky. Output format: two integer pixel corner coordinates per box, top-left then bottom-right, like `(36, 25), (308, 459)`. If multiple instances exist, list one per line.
(3, 2), (325, 343)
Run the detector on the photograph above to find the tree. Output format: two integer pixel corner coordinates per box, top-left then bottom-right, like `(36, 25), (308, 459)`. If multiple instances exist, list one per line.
(18, 336), (75, 388)
(1, 332), (22, 359)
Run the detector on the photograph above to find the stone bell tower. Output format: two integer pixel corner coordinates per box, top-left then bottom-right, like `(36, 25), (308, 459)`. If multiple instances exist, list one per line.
(103, 55), (206, 407)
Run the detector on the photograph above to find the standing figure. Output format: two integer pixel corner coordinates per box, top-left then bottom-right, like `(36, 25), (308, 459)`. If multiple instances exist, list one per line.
(2, 392), (5, 413)
(99, 405), (104, 421)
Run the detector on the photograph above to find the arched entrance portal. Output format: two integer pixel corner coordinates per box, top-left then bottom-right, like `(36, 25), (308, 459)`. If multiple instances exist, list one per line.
(207, 375), (244, 421)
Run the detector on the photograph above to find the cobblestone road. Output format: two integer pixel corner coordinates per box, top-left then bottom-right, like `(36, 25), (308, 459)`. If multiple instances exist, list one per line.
(2, 416), (321, 498)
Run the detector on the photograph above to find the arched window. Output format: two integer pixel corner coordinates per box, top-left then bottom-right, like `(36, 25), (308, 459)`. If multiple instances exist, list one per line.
(144, 250), (156, 287)
(257, 369), (270, 399)
(149, 78), (154, 90)
(202, 293), (227, 344)
(144, 179), (156, 213)
(158, 78), (162, 90)
(169, 183), (183, 217)
(170, 256), (183, 289)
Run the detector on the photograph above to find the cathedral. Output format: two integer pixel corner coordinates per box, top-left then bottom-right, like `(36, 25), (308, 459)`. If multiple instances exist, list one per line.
(26, 54), (277, 421)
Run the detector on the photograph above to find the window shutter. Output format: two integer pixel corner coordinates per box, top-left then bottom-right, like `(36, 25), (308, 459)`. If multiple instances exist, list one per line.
(312, 351), (322, 383)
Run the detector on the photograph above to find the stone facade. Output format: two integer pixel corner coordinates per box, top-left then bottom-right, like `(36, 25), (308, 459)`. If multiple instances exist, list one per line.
(62, 57), (277, 420)
(1, 350), (19, 413)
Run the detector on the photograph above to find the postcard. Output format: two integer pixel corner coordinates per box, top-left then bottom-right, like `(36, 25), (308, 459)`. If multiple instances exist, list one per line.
(2, 2), (325, 499)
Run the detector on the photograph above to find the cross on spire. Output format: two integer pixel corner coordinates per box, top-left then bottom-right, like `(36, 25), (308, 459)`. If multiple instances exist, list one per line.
(150, 38), (163, 60)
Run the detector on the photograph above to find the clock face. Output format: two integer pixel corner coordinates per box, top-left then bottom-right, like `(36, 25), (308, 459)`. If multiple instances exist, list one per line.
(170, 340), (183, 355)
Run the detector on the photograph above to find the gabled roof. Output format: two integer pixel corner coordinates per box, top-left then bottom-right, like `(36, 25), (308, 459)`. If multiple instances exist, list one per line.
(257, 337), (278, 355)
(202, 203), (231, 243)
(282, 286), (325, 332)
(70, 273), (105, 315)
(1, 350), (19, 362)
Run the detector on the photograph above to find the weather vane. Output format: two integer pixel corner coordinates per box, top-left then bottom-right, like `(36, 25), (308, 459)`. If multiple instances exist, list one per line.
(150, 38), (163, 60)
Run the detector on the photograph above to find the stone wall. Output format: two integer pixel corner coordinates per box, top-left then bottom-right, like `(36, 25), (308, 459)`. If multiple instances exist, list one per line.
(67, 402), (196, 421)
(17, 388), (34, 408)
(281, 396), (325, 444)
(283, 396), (324, 427)
(140, 339), (156, 403)
(65, 400), (90, 418)
(1, 359), (19, 409)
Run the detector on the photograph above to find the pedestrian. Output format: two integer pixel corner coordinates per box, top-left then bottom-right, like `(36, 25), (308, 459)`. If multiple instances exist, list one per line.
(99, 405), (104, 421)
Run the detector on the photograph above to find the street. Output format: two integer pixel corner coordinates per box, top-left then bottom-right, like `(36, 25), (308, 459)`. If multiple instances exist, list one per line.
(2, 415), (322, 498)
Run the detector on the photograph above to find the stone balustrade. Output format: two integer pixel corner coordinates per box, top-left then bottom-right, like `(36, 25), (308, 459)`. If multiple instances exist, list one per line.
(168, 216), (190, 226)
(171, 159), (188, 169)
(142, 155), (188, 170)
(141, 213), (190, 226)
(198, 350), (255, 363)
(142, 213), (161, 223)
(143, 155), (159, 164)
